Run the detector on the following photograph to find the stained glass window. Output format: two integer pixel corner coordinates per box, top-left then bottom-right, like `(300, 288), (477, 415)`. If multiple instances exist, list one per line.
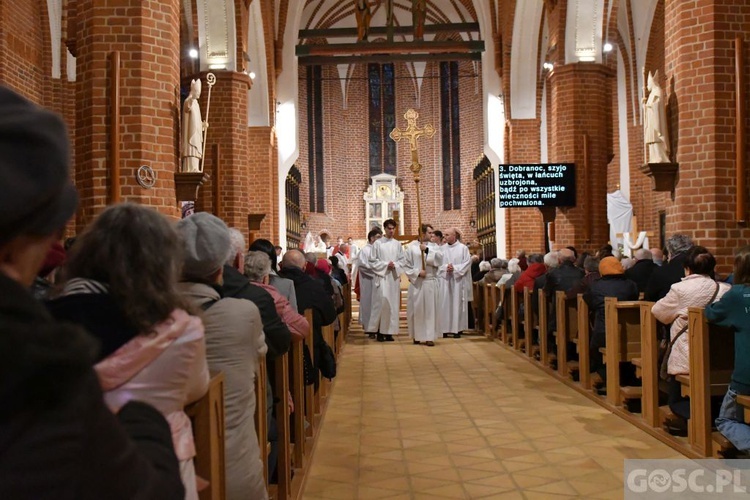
(307, 65), (325, 213)
(369, 63), (396, 177)
(440, 61), (462, 210)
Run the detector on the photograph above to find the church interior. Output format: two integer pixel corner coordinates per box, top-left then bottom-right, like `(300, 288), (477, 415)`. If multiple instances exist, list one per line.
(4, 0), (750, 498)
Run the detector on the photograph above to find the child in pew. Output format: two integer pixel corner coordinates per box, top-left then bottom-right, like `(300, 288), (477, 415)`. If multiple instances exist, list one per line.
(583, 256), (639, 390)
(652, 246), (729, 424)
(706, 245), (750, 452)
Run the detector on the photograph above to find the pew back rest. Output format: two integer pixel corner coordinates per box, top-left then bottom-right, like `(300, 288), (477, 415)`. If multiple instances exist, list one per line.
(605, 299), (643, 361)
(185, 372), (226, 500)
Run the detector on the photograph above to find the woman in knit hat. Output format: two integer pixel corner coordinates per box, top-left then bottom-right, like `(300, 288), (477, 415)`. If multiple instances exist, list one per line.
(583, 256), (639, 389)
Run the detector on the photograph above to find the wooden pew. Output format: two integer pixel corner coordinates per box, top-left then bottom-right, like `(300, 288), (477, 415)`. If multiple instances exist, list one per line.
(523, 287), (535, 357)
(483, 282), (494, 337)
(473, 282), (483, 333)
(510, 288), (521, 349)
(272, 353), (292, 499)
(576, 294), (591, 390)
(254, 358), (269, 488)
(303, 315), (316, 438)
(688, 306), (735, 457)
(500, 285), (512, 344)
(538, 289), (549, 367)
(604, 298), (643, 406)
(638, 302), (660, 428)
(555, 291), (579, 378)
(290, 332), (307, 470)
(185, 372), (226, 500)
(319, 324), (336, 402)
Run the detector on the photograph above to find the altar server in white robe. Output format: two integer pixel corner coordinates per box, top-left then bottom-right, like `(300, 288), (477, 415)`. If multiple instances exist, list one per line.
(438, 228), (472, 338)
(404, 224), (442, 346)
(356, 228), (382, 335)
(367, 219), (404, 341)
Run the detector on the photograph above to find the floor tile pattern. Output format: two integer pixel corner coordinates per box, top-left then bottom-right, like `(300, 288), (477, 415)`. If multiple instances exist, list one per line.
(303, 303), (683, 499)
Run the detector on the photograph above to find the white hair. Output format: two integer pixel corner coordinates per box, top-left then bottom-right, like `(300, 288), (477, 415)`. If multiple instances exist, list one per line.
(507, 258), (521, 274)
(244, 251), (271, 282)
(634, 248), (653, 260)
(225, 228), (246, 265)
(543, 251), (560, 269)
(621, 257), (636, 270)
(479, 261), (491, 272)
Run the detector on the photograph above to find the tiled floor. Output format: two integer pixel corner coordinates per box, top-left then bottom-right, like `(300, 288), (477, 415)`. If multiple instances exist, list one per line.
(302, 309), (683, 499)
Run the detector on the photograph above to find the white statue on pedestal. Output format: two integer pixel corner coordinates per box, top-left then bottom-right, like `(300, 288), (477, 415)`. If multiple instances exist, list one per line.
(181, 79), (205, 172)
(642, 70), (670, 164)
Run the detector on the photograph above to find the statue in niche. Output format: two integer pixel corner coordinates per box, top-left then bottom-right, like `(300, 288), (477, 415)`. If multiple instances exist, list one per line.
(354, 0), (372, 41)
(412, 0), (427, 40)
(642, 70), (670, 164)
(181, 79), (205, 172)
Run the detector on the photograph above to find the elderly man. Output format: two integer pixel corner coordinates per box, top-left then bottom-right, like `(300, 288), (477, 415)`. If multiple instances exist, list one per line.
(0, 86), (185, 499)
(223, 228), (291, 358)
(645, 234), (694, 302)
(625, 248), (658, 294)
(438, 227), (472, 339)
(279, 250), (337, 383)
(177, 214), (268, 500)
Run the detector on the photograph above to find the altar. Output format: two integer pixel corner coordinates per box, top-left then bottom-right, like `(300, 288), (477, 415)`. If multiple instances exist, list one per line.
(363, 173), (404, 234)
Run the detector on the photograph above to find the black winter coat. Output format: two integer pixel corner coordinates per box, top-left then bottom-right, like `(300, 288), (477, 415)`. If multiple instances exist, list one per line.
(584, 274), (639, 348)
(221, 265), (291, 359)
(645, 252), (688, 302)
(0, 273), (184, 500)
(625, 259), (658, 294)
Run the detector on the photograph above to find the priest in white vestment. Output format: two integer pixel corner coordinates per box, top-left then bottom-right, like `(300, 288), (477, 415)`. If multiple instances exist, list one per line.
(356, 228), (382, 335)
(367, 219), (403, 341)
(437, 228), (472, 338)
(404, 224), (442, 346)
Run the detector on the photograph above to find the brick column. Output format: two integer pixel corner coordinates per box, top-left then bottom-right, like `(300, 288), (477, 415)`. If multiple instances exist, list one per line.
(548, 63), (612, 252)
(506, 118), (544, 253)
(199, 71), (253, 236)
(663, 0), (750, 271)
(247, 126), (278, 242)
(74, 0), (180, 227)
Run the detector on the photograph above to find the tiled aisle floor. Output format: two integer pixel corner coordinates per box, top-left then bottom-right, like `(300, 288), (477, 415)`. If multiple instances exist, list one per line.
(302, 316), (683, 499)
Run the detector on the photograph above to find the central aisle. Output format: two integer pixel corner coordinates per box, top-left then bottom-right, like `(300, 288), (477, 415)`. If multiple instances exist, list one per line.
(302, 322), (682, 499)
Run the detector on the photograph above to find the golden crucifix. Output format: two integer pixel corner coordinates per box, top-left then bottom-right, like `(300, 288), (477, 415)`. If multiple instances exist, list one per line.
(390, 108), (435, 268)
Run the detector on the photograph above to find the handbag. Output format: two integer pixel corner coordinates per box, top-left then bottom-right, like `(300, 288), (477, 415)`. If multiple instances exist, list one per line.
(318, 341), (337, 380)
(658, 282), (720, 381)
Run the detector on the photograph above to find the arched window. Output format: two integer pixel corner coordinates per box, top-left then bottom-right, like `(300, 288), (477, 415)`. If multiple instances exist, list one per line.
(440, 61), (461, 210)
(368, 63), (396, 177)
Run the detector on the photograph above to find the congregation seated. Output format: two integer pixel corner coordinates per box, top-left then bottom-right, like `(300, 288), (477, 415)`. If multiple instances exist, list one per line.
(278, 250), (337, 385)
(625, 248), (658, 293)
(497, 257), (521, 287)
(473, 260), (490, 282)
(545, 248), (584, 332)
(584, 256), (639, 387)
(566, 256), (600, 299)
(652, 246), (730, 421)
(481, 258), (509, 284)
(0, 86), (184, 499)
(176, 213), (268, 500)
(224, 229), (291, 359)
(329, 254), (348, 286)
(514, 253), (546, 293)
(645, 234), (694, 302)
(250, 238), (298, 312)
(706, 246), (750, 452)
(48, 203), (210, 499)
(244, 251), (309, 342)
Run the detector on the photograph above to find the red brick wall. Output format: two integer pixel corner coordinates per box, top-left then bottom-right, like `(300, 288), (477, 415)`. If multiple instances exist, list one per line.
(505, 119), (544, 254)
(74, 0), (181, 228)
(298, 61), (482, 242)
(548, 63), (612, 253)
(662, 0), (750, 273)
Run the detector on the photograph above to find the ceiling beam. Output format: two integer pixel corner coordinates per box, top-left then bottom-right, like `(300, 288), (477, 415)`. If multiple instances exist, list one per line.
(298, 22), (480, 39)
(296, 40), (485, 57)
(297, 52), (483, 66)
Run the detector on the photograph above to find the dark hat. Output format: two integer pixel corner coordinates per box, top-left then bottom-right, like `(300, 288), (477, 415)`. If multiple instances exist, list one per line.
(176, 212), (231, 279)
(0, 86), (78, 245)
